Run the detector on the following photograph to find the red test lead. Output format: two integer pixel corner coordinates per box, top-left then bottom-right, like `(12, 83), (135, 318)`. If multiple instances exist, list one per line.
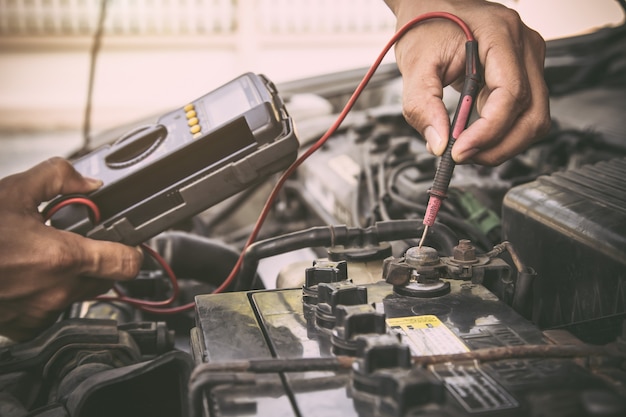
(419, 40), (482, 248)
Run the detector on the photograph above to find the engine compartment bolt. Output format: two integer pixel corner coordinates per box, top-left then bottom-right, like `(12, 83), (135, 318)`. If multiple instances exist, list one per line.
(453, 239), (476, 262)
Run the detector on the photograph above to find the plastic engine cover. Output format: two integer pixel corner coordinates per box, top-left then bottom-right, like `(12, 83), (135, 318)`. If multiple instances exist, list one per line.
(502, 157), (626, 344)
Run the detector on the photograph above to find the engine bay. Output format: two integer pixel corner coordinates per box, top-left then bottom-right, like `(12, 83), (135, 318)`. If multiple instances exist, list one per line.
(1, 20), (626, 417)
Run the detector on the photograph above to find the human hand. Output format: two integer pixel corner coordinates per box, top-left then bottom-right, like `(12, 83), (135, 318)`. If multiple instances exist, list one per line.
(385, 0), (551, 165)
(0, 157), (143, 341)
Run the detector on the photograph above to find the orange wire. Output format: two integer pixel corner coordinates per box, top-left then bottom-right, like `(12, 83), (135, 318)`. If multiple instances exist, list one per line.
(95, 243), (180, 308)
(43, 197), (101, 223)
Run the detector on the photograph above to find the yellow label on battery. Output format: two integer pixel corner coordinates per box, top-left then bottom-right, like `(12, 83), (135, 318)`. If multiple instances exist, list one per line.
(386, 315), (469, 356)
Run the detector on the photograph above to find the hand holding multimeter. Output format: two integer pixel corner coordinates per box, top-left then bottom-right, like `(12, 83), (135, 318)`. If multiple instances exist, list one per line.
(0, 157), (145, 341)
(47, 73), (299, 246)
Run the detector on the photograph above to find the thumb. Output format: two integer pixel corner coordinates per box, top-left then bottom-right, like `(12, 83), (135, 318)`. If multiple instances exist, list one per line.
(21, 157), (102, 205)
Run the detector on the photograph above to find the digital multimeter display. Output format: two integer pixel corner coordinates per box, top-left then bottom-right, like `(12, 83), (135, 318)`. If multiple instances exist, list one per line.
(202, 76), (261, 128)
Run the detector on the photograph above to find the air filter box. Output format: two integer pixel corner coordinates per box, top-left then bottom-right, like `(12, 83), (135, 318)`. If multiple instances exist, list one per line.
(502, 158), (626, 343)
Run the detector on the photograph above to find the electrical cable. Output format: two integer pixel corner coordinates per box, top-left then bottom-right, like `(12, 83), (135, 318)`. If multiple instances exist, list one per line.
(383, 160), (492, 249)
(41, 195), (101, 224)
(383, 178), (493, 250)
(96, 243), (180, 309)
(80, 0), (109, 153)
(44, 12), (476, 314)
(350, 172), (363, 227)
(376, 157), (392, 221)
(362, 142), (379, 225)
(234, 219), (459, 291)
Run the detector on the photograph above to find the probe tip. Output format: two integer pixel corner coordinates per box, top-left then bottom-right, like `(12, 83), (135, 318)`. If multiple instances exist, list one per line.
(418, 225), (429, 248)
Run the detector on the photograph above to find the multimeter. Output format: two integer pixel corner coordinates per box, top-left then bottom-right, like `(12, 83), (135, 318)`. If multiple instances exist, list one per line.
(50, 73), (299, 246)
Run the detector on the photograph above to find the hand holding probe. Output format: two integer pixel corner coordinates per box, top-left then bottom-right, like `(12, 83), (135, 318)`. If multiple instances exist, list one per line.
(418, 40), (482, 247)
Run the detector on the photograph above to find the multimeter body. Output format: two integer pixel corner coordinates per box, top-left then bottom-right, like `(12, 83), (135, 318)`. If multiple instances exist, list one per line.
(52, 73), (299, 246)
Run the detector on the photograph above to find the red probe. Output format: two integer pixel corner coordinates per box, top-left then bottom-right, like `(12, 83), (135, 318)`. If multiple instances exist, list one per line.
(419, 40), (482, 247)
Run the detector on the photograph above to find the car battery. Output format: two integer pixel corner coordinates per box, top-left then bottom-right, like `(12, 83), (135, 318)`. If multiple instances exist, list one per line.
(190, 255), (625, 417)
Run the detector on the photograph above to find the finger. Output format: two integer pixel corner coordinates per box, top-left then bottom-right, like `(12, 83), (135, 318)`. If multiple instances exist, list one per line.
(19, 157), (103, 205)
(400, 60), (452, 156)
(452, 35), (531, 162)
(452, 86), (524, 163)
(55, 231), (144, 281)
(394, 18), (468, 156)
(455, 30), (550, 165)
(77, 239), (144, 281)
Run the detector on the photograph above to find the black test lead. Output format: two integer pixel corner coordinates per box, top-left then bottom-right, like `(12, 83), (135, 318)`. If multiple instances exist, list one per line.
(419, 39), (482, 248)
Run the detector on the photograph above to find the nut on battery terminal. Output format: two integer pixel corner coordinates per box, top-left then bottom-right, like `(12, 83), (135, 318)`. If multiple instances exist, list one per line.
(382, 246), (451, 298)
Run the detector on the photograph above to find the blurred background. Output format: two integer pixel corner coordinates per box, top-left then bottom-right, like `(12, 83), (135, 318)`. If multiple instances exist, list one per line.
(0, 0), (623, 178)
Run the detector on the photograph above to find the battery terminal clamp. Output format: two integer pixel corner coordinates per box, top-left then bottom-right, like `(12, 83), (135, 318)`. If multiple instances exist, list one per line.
(383, 246), (451, 298)
(384, 240), (523, 306)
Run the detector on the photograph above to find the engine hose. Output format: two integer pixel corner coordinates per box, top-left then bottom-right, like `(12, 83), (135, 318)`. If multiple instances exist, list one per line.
(234, 219), (459, 291)
(151, 231), (241, 289)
